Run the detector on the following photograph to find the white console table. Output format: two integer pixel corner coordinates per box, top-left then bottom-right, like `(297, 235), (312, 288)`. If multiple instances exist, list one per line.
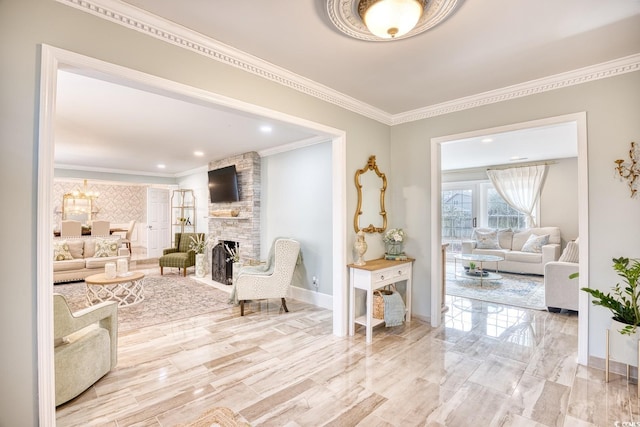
(348, 258), (414, 344)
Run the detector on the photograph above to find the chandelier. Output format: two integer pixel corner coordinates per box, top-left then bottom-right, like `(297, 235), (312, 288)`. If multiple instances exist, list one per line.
(69, 179), (100, 199)
(327, 0), (460, 42)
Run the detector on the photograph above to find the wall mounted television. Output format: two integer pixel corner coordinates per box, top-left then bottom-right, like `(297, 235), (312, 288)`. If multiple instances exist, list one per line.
(208, 165), (240, 203)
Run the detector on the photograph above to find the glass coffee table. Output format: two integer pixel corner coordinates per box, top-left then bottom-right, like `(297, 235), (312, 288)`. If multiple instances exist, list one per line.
(453, 254), (504, 285)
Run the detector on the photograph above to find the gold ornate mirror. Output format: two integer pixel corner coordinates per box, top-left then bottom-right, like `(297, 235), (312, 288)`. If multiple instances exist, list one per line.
(354, 155), (387, 233)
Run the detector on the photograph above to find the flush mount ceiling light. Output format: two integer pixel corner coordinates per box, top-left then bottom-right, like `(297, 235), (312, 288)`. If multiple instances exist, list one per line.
(327, 0), (460, 41)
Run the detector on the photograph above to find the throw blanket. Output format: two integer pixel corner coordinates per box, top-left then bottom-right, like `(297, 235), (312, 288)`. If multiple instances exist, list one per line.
(383, 291), (406, 327)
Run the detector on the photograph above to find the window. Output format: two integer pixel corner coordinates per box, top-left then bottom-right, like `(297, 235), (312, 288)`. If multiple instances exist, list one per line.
(486, 187), (527, 229)
(442, 181), (537, 254)
(442, 188), (474, 253)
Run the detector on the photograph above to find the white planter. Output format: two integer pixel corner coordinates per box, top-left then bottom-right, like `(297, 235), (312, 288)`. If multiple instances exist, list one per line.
(195, 253), (206, 278)
(608, 319), (639, 367)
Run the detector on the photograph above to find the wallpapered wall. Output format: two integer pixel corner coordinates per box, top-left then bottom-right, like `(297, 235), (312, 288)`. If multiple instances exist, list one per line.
(53, 180), (147, 226)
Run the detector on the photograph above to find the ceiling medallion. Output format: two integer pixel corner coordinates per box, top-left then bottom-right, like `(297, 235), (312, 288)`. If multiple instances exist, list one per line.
(327, 0), (461, 41)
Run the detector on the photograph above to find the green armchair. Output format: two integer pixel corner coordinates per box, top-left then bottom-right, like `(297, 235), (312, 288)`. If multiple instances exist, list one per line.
(159, 233), (204, 277)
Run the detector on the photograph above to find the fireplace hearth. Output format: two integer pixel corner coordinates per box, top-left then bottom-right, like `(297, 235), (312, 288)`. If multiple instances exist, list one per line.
(212, 241), (238, 285)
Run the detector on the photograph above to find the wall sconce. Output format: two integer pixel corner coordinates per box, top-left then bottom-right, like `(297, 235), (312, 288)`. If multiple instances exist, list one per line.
(614, 141), (640, 198)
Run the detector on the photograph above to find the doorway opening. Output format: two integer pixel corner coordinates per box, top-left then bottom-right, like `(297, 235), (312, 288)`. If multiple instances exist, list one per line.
(37, 45), (348, 424)
(430, 112), (589, 366)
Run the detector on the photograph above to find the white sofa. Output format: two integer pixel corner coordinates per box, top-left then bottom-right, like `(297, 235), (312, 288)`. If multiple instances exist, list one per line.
(461, 227), (562, 275)
(53, 237), (130, 283)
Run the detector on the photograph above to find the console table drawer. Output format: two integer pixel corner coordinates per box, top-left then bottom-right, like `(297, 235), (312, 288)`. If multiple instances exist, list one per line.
(373, 265), (410, 284)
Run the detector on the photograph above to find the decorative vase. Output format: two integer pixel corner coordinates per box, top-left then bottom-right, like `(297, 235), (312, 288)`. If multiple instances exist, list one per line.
(385, 241), (404, 256)
(104, 262), (116, 279)
(195, 253), (206, 278)
(353, 231), (368, 266)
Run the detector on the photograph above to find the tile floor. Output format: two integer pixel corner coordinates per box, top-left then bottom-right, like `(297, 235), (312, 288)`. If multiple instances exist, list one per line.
(55, 285), (638, 426)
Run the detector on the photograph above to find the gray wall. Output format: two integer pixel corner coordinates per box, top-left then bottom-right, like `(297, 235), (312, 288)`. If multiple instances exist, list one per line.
(261, 142), (333, 294)
(540, 158), (579, 244)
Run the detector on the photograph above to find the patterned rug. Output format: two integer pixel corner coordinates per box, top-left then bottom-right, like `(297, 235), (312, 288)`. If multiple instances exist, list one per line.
(53, 273), (233, 331)
(445, 264), (546, 310)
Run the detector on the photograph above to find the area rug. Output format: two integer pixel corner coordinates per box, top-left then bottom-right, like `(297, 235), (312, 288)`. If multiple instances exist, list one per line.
(177, 407), (250, 427)
(445, 265), (546, 310)
(53, 274), (233, 331)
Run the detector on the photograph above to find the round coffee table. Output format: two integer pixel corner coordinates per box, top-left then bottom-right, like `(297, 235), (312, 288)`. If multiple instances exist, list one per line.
(453, 254), (504, 285)
(85, 271), (145, 307)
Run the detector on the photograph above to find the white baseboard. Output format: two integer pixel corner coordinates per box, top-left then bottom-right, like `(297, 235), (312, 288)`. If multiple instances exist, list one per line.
(290, 286), (332, 310)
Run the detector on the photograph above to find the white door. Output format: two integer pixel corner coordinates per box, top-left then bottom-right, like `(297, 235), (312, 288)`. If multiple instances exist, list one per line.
(147, 188), (170, 258)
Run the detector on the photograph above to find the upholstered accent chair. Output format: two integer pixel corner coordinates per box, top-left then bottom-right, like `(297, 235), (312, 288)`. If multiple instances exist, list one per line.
(54, 294), (117, 406)
(235, 238), (301, 316)
(159, 233), (204, 277)
(91, 220), (110, 236)
(60, 220), (82, 237)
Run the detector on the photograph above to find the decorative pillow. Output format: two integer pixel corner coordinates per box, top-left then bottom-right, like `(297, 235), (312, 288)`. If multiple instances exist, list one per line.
(53, 240), (73, 261)
(559, 241), (579, 263)
(497, 228), (513, 250)
(521, 234), (550, 253)
(94, 238), (119, 257)
(475, 230), (500, 249)
(66, 239), (84, 259)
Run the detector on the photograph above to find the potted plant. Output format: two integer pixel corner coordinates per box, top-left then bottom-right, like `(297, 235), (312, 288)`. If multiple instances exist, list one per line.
(580, 257), (640, 336)
(579, 257), (640, 371)
(468, 261), (477, 274)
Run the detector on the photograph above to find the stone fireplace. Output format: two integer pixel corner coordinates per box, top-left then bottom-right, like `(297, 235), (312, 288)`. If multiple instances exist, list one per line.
(207, 152), (261, 271)
(212, 240), (238, 284)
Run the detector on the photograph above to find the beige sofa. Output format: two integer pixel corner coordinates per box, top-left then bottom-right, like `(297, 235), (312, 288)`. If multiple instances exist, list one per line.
(461, 227), (562, 275)
(53, 237), (130, 283)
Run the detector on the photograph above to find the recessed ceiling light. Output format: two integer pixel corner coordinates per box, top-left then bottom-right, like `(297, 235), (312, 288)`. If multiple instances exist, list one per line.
(509, 156), (528, 161)
(194, 151), (204, 157)
(481, 138), (493, 143)
(157, 164), (166, 169)
(260, 125), (272, 133)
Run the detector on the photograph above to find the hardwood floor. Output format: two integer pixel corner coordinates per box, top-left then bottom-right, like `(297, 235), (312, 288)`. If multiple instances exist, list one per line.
(56, 286), (637, 426)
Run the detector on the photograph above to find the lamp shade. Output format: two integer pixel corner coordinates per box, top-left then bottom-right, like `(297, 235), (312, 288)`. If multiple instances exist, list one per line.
(359, 0), (425, 39)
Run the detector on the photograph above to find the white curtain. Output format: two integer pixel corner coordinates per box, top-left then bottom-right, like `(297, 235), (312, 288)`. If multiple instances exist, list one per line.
(486, 164), (548, 228)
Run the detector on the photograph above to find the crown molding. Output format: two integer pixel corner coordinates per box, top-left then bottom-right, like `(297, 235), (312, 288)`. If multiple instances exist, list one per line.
(57, 0), (640, 127)
(392, 53), (640, 125)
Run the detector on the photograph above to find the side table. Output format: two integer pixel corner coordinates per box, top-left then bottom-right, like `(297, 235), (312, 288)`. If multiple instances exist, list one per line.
(348, 258), (414, 344)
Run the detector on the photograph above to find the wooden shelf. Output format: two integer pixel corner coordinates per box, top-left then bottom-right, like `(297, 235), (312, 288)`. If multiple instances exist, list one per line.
(354, 315), (385, 328)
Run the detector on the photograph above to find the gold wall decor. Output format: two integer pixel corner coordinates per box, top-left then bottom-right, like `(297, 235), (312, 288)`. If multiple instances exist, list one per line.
(354, 155), (387, 233)
(614, 141), (640, 198)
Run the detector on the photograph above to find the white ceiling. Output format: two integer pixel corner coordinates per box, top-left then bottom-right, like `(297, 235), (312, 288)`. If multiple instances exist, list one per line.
(440, 122), (578, 171)
(53, 0), (640, 175)
(55, 70), (324, 176)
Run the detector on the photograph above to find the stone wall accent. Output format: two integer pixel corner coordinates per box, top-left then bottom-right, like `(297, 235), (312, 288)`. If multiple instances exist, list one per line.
(208, 152), (260, 262)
